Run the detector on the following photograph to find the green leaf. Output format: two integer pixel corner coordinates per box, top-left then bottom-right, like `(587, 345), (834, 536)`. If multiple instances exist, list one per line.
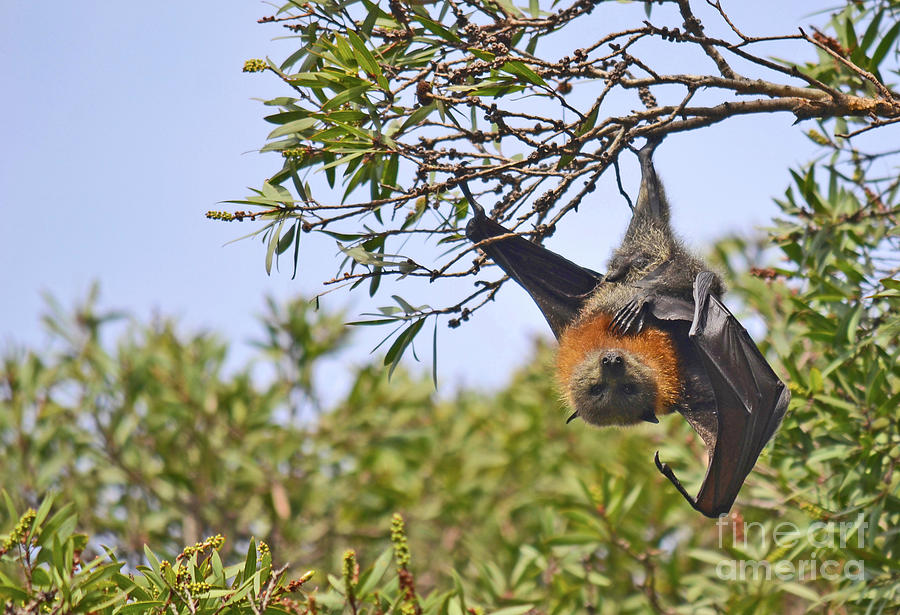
(781, 582), (822, 602)
(224, 578), (255, 605)
(357, 548), (393, 596)
(842, 17), (858, 58)
(268, 117), (318, 139)
(322, 84), (372, 111)
(858, 9), (884, 54)
(243, 538), (257, 585)
(260, 180), (294, 205)
(313, 109), (370, 123)
(276, 223), (297, 256)
(489, 606), (536, 615)
(347, 31), (388, 91)
(466, 83), (525, 98)
(266, 219), (285, 275)
(0, 585), (30, 602)
(2, 490), (16, 523)
(382, 153), (399, 191)
(881, 278), (900, 291)
(399, 103), (436, 134)
(491, 0), (522, 17)
(870, 20), (900, 69)
(320, 150), (368, 172)
(115, 602), (166, 615)
(346, 318), (398, 326)
(321, 230), (365, 241)
(470, 49), (495, 62)
(291, 215), (302, 279)
(392, 294), (418, 314)
(500, 61), (546, 87)
(384, 317), (425, 378)
(338, 243), (401, 268)
(263, 109), (310, 125)
(260, 138), (301, 154)
(413, 16), (462, 44)
(30, 493), (55, 539)
(369, 266), (382, 296)
(431, 316), (438, 389)
(143, 545), (161, 572)
(333, 34), (356, 66)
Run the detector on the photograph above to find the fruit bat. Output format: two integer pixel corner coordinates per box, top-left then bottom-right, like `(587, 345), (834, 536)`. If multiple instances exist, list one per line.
(462, 139), (790, 517)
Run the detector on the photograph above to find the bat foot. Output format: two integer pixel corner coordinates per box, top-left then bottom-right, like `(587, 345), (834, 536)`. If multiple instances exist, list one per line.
(609, 296), (649, 336)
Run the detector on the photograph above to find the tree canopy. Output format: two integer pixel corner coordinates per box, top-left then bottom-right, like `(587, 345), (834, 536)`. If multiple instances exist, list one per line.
(212, 0), (900, 370)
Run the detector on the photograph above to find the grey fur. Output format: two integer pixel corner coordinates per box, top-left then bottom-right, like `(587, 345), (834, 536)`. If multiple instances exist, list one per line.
(583, 142), (723, 321)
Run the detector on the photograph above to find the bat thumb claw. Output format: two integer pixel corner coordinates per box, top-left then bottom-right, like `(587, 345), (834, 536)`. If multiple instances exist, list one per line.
(566, 411), (579, 424)
(653, 451), (666, 472)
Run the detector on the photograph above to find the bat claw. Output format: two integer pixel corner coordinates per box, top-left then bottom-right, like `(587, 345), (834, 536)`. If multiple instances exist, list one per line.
(566, 411), (579, 424)
(609, 297), (648, 336)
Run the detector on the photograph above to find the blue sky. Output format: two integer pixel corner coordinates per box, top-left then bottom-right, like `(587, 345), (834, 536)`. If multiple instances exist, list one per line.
(1, 2), (826, 399)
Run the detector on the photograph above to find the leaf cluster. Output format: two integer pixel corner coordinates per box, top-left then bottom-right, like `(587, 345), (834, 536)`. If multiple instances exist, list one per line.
(218, 0), (900, 371)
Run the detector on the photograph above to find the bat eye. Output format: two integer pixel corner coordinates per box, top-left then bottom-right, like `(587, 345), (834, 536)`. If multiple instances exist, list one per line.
(622, 383), (636, 395)
(588, 383), (606, 396)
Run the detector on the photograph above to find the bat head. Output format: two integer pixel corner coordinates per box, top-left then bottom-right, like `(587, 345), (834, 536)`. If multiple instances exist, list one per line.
(556, 313), (682, 427)
(567, 348), (660, 426)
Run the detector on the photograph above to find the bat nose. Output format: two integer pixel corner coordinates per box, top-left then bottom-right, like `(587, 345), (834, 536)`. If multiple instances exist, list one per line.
(601, 351), (624, 373)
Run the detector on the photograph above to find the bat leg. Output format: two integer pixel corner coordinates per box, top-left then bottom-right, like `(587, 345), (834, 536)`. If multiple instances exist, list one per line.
(459, 181), (486, 218)
(654, 452), (719, 517)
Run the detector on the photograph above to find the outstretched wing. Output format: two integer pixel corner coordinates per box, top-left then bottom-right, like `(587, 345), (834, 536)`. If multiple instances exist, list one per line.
(463, 184), (602, 339)
(654, 272), (790, 517)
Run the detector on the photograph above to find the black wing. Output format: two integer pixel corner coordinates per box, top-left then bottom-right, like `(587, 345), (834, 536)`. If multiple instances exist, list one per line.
(462, 183), (602, 339)
(653, 271), (791, 517)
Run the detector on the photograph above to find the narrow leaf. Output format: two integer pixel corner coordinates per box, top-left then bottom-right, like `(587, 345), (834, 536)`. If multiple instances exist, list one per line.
(500, 61), (546, 87)
(870, 21), (900, 69)
(322, 84), (372, 111)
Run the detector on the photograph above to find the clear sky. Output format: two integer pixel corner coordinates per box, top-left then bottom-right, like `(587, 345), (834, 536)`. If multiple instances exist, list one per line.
(1, 2), (826, 399)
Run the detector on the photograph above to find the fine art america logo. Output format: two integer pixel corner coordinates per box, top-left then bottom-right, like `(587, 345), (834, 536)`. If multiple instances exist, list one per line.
(715, 515), (867, 582)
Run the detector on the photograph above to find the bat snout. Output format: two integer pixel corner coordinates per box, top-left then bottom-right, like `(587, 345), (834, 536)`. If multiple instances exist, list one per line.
(600, 350), (625, 374)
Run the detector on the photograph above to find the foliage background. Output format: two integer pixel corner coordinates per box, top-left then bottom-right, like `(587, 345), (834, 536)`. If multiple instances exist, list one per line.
(2, 0), (900, 613)
(3, 173), (898, 611)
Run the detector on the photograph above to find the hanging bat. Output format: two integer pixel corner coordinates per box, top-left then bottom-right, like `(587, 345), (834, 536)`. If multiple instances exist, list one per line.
(462, 138), (790, 517)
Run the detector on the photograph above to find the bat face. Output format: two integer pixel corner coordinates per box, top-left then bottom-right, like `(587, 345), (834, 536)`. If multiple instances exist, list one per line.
(556, 312), (683, 427)
(566, 347), (659, 426)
